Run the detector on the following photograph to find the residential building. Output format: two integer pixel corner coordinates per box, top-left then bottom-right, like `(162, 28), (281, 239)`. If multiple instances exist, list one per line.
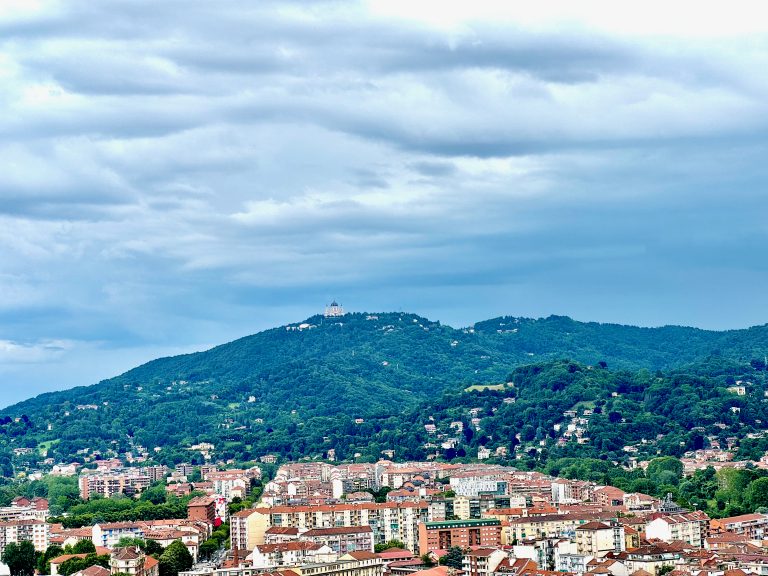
(505, 513), (614, 543)
(608, 544), (682, 574)
(710, 513), (768, 540)
(92, 522), (145, 548)
(231, 508), (271, 551)
(574, 522), (625, 557)
(0, 518), (50, 555)
(644, 512), (709, 548)
(0, 497), (49, 522)
(188, 496), (217, 525)
(78, 469), (152, 499)
(462, 548), (507, 576)
(300, 526), (374, 554)
(110, 546), (160, 576)
(418, 519), (502, 555)
(248, 542), (336, 569)
(264, 502), (430, 553)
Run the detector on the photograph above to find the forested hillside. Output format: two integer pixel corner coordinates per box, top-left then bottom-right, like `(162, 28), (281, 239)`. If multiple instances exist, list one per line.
(1, 312), (768, 474)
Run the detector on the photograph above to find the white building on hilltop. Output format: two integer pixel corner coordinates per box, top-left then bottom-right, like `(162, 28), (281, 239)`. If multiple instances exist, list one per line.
(324, 301), (344, 317)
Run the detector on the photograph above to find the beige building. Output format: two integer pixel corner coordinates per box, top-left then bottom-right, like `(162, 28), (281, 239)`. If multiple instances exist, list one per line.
(231, 508), (271, 551)
(110, 546), (160, 576)
(505, 513), (614, 542)
(260, 502), (429, 553)
(0, 518), (50, 555)
(78, 470), (152, 499)
(575, 521), (625, 557)
(644, 512), (709, 547)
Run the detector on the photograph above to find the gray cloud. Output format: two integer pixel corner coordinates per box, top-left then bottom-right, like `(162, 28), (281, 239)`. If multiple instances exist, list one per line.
(1, 0), (768, 404)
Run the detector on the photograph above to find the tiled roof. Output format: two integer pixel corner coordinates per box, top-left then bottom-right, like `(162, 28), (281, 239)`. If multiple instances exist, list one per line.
(75, 566), (111, 576)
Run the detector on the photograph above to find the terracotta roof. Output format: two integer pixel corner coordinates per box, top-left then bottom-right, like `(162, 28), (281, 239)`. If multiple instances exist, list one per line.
(256, 542), (323, 553)
(232, 509), (260, 518)
(112, 546), (142, 560)
(716, 513), (768, 524)
(75, 566), (111, 576)
(51, 554), (88, 565)
(576, 521), (612, 531)
(377, 548), (415, 560)
(466, 548), (502, 557)
(187, 496), (215, 506)
(265, 526), (299, 535)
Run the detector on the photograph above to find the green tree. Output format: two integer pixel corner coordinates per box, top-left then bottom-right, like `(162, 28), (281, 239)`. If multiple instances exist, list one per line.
(116, 537), (164, 557)
(159, 540), (193, 576)
(647, 456), (683, 478)
(198, 540), (219, 561)
(374, 539), (406, 553)
(72, 539), (97, 554)
(748, 478), (768, 509)
(439, 546), (464, 569)
(38, 544), (64, 575)
(59, 554), (110, 576)
(2, 541), (36, 576)
(420, 553), (436, 567)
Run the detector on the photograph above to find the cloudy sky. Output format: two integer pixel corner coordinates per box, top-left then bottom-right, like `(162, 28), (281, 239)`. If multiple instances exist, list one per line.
(2, 0), (768, 405)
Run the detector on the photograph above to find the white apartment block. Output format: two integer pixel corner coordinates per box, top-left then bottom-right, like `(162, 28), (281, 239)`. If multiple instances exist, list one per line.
(0, 519), (50, 555)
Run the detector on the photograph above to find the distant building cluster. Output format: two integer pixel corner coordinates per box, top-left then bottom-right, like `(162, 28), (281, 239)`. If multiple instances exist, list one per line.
(186, 459), (754, 576)
(5, 456), (768, 576)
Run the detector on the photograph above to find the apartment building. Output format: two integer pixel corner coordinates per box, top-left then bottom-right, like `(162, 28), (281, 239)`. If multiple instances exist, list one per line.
(0, 518), (50, 555)
(204, 468), (260, 502)
(78, 469), (152, 499)
(710, 513), (768, 540)
(645, 511), (710, 548)
(505, 513), (614, 542)
(264, 502), (430, 552)
(0, 497), (49, 522)
(301, 526), (374, 554)
(462, 548), (507, 576)
(249, 542), (336, 569)
(574, 521), (625, 557)
(188, 496), (217, 525)
(417, 519), (502, 555)
(110, 546), (160, 576)
(92, 522), (145, 548)
(231, 508), (272, 551)
(454, 495), (513, 520)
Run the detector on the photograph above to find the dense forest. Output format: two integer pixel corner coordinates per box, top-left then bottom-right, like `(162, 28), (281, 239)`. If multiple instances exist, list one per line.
(1, 312), (768, 476)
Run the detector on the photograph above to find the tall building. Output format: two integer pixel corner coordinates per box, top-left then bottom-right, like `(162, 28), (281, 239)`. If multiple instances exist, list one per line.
(0, 519), (50, 556)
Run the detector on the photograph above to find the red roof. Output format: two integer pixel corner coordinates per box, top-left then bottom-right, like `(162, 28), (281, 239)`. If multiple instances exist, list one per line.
(75, 566), (110, 576)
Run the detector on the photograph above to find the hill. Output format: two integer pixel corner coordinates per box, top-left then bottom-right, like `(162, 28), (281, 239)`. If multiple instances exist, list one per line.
(2, 312), (768, 472)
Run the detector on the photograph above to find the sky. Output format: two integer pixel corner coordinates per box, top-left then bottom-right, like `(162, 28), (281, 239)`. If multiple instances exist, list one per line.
(2, 0), (768, 406)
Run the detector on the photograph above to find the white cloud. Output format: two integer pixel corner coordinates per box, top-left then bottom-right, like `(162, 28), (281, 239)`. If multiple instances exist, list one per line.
(0, 339), (75, 364)
(1, 0), (768, 401)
